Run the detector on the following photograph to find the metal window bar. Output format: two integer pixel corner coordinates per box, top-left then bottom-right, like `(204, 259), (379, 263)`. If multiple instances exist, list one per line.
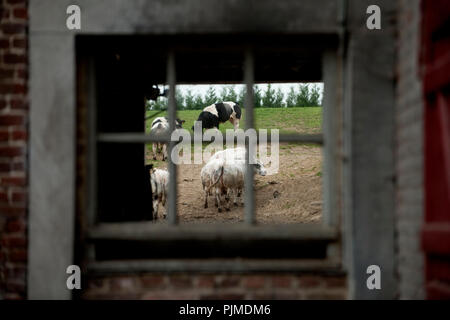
(244, 47), (255, 225)
(166, 50), (178, 225)
(97, 133), (323, 144)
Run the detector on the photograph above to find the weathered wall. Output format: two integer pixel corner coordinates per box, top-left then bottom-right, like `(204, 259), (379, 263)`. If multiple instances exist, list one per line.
(343, 0), (397, 299)
(82, 273), (347, 300)
(395, 0), (425, 299)
(0, 0), (29, 300)
(0, 0), (428, 300)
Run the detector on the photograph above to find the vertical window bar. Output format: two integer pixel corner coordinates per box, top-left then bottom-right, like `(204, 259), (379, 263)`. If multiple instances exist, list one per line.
(244, 47), (255, 225)
(166, 50), (178, 225)
(87, 56), (97, 228)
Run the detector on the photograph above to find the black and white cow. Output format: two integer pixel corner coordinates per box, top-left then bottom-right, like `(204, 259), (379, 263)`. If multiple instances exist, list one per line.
(192, 101), (241, 132)
(150, 116), (185, 161)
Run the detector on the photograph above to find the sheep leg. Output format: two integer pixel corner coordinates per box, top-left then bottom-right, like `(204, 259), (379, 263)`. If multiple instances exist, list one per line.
(152, 198), (159, 220)
(161, 194), (167, 219)
(215, 187), (223, 213)
(152, 143), (157, 160)
(162, 144), (167, 161)
(204, 187), (209, 209)
(233, 189), (239, 207)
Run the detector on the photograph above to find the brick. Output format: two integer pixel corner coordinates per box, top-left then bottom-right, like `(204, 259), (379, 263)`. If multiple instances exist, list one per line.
(1, 9), (10, 20)
(0, 115), (25, 127)
(0, 130), (9, 141)
(271, 275), (293, 288)
(1, 176), (26, 186)
(0, 99), (7, 109)
(273, 292), (299, 300)
(5, 265), (26, 279)
(9, 249), (28, 262)
(5, 279), (26, 295)
(15, 69), (27, 80)
(298, 275), (322, 288)
(1, 235), (27, 248)
(110, 277), (138, 292)
(0, 23), (26, 35)
(86, 278), (109, 292)
(11, 161), (24, 171)
(141, 275), (165, 288)
(197, 275), (216, 288)
(325, 277), (347, 288)
(5, 218), (26, 232)
(0, 69), (15, 79)
(11, 191), (26, 202)
(218, 275), (240, 288)
(3, 54), (27, 64)
(251, 293), (273, 299)
(3, 293), (23, 300)
(0, 147), (23, 157)
(0, 38), (10, 47)
(200, 294), (245, 300)
(0, 205), (26, 216)
(0, 191), (7, 201)
(13, 8), (28, 20)
(11, 130), (27, 141)
(244, 275), (266, 289)
(0, 84), (26, 94)
(304, 291), (347, 300)
(6, 0), (27, 5)
(0, 162), (12, 172)
(170, 275), (193, 288)
(141, 293), (170, 300)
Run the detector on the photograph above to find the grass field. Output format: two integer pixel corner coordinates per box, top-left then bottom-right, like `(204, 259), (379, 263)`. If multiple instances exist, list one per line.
(146, 107), (324, 223)
(145, 107), (322, 135)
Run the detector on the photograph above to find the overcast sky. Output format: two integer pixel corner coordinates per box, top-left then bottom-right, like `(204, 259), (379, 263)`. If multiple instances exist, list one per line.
(164, 83), (324, 101)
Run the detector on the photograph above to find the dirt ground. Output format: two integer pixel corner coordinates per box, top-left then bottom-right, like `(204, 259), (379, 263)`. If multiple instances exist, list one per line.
(147, 144), (323, 224)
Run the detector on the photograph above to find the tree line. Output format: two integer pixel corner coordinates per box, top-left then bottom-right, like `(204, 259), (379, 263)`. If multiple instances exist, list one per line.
(147, 84), (322, 110)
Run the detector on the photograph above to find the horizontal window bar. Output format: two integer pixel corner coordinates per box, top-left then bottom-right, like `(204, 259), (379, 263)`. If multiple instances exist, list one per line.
(96, 133), (324, 144)
(87, 222), (337, 242)
(87, 258), (343, 275)
(97, 133), (171, 143)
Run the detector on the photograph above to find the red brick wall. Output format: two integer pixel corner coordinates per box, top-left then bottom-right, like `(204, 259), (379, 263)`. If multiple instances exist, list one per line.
(82, 273), (347, 300)
(0, 0), (29, 300)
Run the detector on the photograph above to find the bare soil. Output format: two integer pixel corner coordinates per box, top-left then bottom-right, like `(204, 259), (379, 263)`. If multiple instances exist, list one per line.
(146, 144), (322, 224)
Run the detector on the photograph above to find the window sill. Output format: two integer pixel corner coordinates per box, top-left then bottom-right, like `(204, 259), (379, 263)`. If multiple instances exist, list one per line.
(87, 258), (344, 275)
(86, 223), (340, 261)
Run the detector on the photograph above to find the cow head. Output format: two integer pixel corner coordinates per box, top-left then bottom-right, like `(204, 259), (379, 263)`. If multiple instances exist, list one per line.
(175, 118), (185, 129)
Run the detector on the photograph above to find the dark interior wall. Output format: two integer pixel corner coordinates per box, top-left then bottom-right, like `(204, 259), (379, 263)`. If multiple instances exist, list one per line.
(94, 48), (153, 222)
